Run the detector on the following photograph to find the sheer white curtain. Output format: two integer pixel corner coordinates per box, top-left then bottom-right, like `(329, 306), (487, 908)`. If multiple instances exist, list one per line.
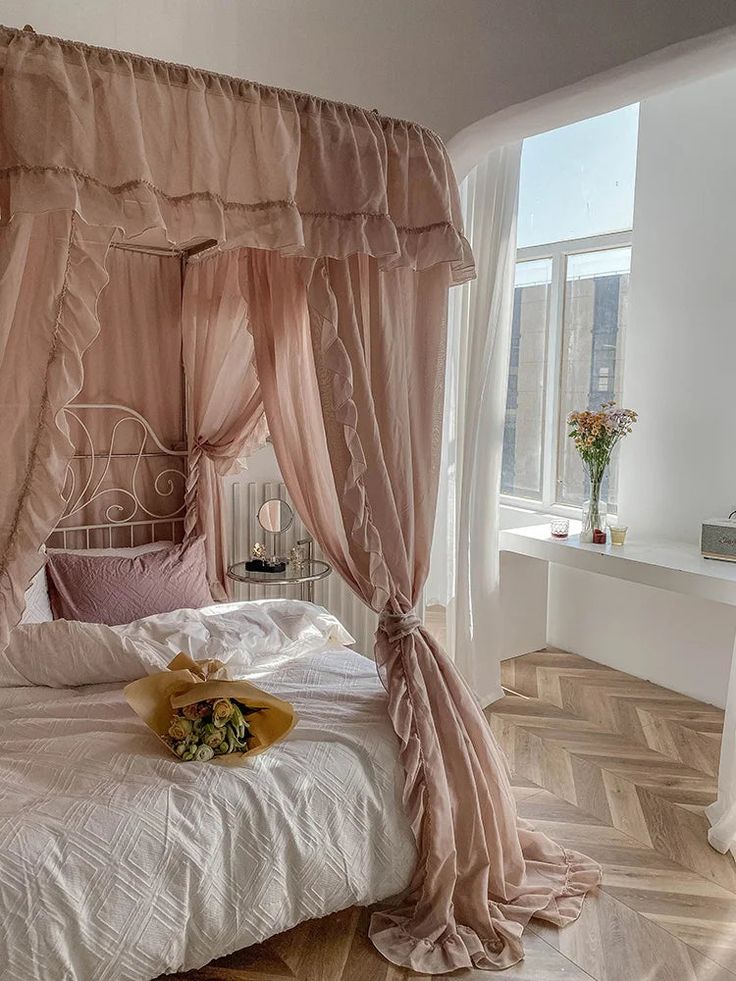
(427, 144), (522, 705)
(707, 637), (736, 857)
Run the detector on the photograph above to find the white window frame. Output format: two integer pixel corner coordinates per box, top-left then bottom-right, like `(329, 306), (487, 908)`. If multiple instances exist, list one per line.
(500, 229), (632, 518)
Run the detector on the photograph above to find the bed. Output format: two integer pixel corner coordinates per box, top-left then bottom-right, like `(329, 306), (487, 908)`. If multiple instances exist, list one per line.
(0, 396), (415, 980)
(0, 600), (416, 981)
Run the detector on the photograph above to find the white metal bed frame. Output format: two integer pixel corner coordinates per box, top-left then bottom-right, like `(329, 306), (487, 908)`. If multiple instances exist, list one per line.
(49, 402), (377, 651)
(49, 402), (188, 550)
(45, 237), (213, 550)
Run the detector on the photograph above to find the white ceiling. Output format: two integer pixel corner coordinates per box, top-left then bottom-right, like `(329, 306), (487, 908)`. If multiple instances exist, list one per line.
(5, 0), (736, 140)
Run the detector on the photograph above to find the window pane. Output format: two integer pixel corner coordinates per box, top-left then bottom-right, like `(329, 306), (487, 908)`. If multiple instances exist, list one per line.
(517, 105), (639, 248)
(557, 247), (631, 507)
(501, 258), (552, 500)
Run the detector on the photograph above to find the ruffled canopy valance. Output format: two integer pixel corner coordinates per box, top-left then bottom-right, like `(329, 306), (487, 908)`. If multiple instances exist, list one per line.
(0, 25), (473, 279)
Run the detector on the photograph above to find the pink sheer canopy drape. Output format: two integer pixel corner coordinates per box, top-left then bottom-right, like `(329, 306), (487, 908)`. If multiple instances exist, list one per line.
(0, 25), (599, 973)
(0, 26), (472, 279)
(0, 212), (113, 651)
(68, 248), (186, 537)
(237, 250), (600, 971)
(0, 23), (469, 634)
(181, 251), (267, 599)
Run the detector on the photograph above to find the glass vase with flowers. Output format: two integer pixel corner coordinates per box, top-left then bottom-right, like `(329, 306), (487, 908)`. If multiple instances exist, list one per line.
(567, 402), (638, 543)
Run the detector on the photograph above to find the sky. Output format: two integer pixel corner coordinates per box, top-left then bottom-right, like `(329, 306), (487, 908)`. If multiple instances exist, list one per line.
(516, 103), (640, 249)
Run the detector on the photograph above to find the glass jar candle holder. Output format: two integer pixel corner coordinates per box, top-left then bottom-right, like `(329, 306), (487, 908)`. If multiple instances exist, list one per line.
(609, 524), (628, 546)
(550, 517), (569, 539)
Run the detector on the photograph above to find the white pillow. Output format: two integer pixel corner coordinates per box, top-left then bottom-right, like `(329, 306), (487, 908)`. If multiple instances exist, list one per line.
(162, 599), (357, 670)
(2, 619), (158, 688)
(99, 599), (356, 668)
(20, 541), (173, 626)
(3, 599), (355, 688)
(20, 567), (53, 624)
(246, 599), (356, 651)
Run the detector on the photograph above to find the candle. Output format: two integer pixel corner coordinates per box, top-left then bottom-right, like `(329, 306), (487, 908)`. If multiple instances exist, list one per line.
(550, 518), (569, 539)
(609, 525), (628, 546)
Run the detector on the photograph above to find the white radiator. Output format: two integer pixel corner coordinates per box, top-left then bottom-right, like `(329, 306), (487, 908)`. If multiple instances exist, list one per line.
(229, 481), (379, 657)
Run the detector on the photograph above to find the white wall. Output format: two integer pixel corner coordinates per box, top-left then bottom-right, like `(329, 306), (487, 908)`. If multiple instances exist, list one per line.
(548, 67), (736, 708)
(548, 567), (736, 707)
(5, 0), (736, 141)
(619, 69), (736, 539)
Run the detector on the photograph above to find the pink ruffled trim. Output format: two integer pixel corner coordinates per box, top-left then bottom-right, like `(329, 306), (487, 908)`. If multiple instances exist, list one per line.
(0, 24), (445, 138)
(370, 846), (602, 974)
(370, 913), (523, 974)
(305, 261), (392, 611)
(0, 167), (474, 286)
(304, 261), (601, 972)
(535, 847), (603, 926)
(0, 213), (114, 649)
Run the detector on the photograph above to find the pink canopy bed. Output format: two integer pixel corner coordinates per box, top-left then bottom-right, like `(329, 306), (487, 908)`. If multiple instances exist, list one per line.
(0, 24), (599, 977)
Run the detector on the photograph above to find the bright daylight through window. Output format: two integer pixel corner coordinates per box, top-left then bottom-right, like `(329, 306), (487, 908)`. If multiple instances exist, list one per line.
(501, 104), (639, 511)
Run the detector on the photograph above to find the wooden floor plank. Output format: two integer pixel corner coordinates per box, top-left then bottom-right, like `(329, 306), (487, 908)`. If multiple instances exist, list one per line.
(518, 788), (736, 976)
(501, 649), (723, 776)
(531, 887), (732, 981)
(487, 691), (736, 892)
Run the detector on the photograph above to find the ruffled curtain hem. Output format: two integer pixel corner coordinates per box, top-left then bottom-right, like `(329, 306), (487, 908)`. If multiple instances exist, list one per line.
(369, 846), (602, 974)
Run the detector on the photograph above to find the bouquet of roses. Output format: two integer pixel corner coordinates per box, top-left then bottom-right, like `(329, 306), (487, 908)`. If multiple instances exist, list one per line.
(165, 697), (259, 762)
(124, 652), (296, 765)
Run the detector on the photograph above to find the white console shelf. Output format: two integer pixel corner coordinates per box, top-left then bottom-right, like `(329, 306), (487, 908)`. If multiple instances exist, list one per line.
(500, 523), (736, 608)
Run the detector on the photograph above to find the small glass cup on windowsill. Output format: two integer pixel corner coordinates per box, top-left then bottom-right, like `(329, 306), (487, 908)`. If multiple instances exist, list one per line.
(550, 517), (570, 539)
(608, 523), (628, 546)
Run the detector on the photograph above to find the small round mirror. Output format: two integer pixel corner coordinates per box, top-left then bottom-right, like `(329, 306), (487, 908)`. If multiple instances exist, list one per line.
(257, 498), (294, 534)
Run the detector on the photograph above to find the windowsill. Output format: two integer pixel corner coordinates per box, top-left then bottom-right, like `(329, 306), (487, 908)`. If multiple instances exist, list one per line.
(500, 496), (581, 520)
(500, 497), (618, 524)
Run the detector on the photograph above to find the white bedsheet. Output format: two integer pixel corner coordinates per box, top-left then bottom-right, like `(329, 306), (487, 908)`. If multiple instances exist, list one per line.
(0, 608), (416, 981)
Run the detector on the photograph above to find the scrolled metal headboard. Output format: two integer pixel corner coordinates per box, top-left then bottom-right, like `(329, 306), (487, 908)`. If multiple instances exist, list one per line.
(49, 402), (188, 550)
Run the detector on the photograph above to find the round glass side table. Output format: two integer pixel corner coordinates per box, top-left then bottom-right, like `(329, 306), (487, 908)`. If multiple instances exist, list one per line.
(227, 559), (332, 603)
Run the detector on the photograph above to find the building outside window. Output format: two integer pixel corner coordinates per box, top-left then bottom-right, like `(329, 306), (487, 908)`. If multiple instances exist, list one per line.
(501, 104), (639, 513)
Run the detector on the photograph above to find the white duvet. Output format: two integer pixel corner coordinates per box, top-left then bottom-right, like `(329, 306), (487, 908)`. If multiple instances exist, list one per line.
(0, 601), (416, 981)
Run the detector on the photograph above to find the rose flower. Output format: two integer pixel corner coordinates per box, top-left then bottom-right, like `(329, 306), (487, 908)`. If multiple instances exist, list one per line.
(168, 716), (193, 742)
(212, 698), (234, 728)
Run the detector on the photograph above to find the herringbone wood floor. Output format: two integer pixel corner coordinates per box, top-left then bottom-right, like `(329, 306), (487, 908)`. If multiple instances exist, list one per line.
(164, 644), (735, 981)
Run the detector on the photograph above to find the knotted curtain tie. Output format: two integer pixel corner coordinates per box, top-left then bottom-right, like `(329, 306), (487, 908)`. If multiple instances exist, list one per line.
(378, 608), (422, 643)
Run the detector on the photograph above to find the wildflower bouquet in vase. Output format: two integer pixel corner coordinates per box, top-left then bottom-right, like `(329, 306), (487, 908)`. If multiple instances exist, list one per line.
(567, 401), (638, 543)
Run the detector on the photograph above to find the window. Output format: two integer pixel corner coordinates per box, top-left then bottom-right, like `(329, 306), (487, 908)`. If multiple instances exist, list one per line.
(501, 259), (551, 500)
(501, 105), (639, 512)
(557, 248), (631, 507)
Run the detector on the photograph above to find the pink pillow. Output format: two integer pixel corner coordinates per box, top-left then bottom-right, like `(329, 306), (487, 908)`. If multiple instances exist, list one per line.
(46, 538), (213, 626)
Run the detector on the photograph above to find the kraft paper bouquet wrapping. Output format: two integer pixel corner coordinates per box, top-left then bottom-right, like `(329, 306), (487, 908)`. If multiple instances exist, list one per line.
(124, 653), (296, 764)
